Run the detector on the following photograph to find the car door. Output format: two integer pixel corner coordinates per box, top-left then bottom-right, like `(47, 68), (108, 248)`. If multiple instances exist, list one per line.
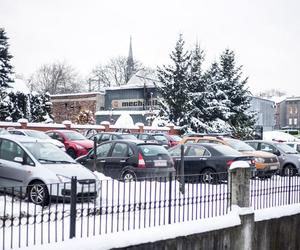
(104, 142), (132, 179)
(184, 145), (210, 175)
(92, 142), (113, 174)
(0, 138), (34, 188)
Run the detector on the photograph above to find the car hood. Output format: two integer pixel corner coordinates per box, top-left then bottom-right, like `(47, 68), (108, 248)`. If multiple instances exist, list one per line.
(42, 163), (96, 180)
(240, 150), (276, 158)
(72, 140), (94, 149)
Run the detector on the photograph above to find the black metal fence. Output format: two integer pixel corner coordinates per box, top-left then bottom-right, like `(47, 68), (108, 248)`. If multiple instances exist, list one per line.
(250, 173), (300, 209)
(0, 173), (230, 250)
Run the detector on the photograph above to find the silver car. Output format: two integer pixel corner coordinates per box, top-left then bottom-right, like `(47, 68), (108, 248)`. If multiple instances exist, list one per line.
(8, 129), (66, 151)
(0, 135), (100, 206)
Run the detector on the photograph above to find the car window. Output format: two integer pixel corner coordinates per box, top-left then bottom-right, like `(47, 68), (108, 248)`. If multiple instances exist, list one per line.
(46, 132), (54, 138)
(25, 130), (50, 139)
(112, 134), (118, 140)
(185, 139), (196, 144)
(90, 134), (102, 142)
(0, 139), (25, 162)
(101, 134), (111, 142)
(10, 131), (25, 136)
(246, 142), (259, 150)
(96, 143), (112, 157)
(168, 145), (187, 156)
(140, 134), (149, 140)
(120, 134), (137, 140)
(111, 143), (128, 157)
(260, 143), (277, 154)
(186, 146), (209, 157)
(225, 139), (254, 151)
(63, 131), (86, 140)
(153, 135), (168, 142)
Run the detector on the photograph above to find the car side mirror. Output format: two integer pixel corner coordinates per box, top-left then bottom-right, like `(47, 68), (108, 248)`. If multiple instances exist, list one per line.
(14, 157), (24, 164)
(274, 150), (281, 156)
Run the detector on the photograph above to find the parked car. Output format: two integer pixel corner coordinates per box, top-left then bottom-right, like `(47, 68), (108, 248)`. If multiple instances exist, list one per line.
(245, 140), (300, 176)
(88, 132), (137, 144)
(76, 139), (175, 181)
(8, 129), (66, 151)
(168, 143), (255, 183)
(0, 135), (99, 206)
(46, 130), (93, 158)
(131, 133), (171, 148)
(0, 128), (9, 135)
(180, 135), (280, 176)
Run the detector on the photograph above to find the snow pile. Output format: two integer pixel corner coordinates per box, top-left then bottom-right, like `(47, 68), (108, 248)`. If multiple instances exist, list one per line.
(263, 131), (300, 142)
(113, 113), (135, 128)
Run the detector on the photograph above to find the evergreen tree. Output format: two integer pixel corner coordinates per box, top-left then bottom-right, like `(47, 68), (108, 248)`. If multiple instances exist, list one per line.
(156, 34), (191, 129)
(187, 43), (209, 132)
(7, 92), (30, 122)
(218, 49), (256, 138)
(30, 92), (53, 122)
(0, 28), (13, 121)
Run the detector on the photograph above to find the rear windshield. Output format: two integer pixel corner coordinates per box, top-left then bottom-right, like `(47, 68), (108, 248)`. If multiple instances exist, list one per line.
(120, 134), (137, 140)
(139, 145), (169, 157)
(153, 135), (168, 142)
(213, 145), (242, 156)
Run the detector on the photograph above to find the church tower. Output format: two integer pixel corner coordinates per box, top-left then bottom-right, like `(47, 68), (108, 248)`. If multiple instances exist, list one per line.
(126, 36), (135, 83)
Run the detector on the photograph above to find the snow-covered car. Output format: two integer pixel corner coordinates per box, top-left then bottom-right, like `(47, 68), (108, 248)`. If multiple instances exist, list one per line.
(0, 135), (100, 206)
(8, 129), (66, 151)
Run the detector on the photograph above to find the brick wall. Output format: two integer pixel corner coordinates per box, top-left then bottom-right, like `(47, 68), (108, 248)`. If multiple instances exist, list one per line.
(51, 93), (104, 123)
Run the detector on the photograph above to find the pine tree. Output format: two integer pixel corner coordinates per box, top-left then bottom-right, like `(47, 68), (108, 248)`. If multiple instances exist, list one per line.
(156, 34), (191, 129)
(0, 28), (13, 121)
(218, 49), (256, 138)
(7, 92), (30, 121)
(187, 43), (209, 132)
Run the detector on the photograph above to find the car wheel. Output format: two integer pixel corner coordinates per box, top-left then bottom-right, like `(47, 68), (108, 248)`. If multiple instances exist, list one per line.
(28, 181), (49, 206)
(283, 165), (296, 176)
(121, 171), (137, 182)
(67, 148), (76, 159)
(201, 168), (218, 184)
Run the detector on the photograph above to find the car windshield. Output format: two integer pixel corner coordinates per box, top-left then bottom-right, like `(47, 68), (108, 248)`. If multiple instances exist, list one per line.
(120, 134), (137, 140)
(139, 145), (169, 157)
(25, 130), (50, 139)
(213, 145), (242, 156)
(226, 139), (255, 151)
(276, 143), (298, 154)
(63, 131), (86, 140)
(23, 142), (75, 164)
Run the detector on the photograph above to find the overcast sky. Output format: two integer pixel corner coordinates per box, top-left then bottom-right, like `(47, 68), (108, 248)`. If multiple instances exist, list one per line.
(1, 0), (299, 95)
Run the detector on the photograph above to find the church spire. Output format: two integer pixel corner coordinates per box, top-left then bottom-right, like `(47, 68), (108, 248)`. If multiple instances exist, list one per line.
(126, 36), (134, 83)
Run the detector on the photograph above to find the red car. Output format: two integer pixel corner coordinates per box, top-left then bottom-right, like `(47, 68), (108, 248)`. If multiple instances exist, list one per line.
(46, 130), (94, 158)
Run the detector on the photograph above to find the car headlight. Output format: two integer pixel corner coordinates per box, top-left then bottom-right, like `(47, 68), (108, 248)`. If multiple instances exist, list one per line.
(56, 175), (71, 183)
(76, 144), (84, 150)
(255, 157), (265, 163)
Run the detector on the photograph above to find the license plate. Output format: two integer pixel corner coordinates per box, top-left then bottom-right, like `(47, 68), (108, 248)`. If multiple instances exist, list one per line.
(270, 165), (278, 170)
(154, 160), (167, 167)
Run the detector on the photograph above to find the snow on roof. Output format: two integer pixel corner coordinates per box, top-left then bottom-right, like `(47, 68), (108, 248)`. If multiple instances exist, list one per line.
(7, 79), (30, 94)
(267, 96), (287, 104)
(50, 92), (104, 98)
(263, 131), (300, 142)
(105, 70), (160, 91)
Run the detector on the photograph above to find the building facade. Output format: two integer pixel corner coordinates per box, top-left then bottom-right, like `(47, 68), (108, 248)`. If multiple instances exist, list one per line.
(249, 96), (276, 131)
(50, 92), (105, 123)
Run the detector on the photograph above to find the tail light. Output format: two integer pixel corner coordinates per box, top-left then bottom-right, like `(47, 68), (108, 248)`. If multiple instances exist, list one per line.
(138, 153), (146, 168)
(226, 160), (234, 166)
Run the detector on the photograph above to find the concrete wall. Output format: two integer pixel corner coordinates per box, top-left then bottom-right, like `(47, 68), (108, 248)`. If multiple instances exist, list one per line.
(115, 214), (300, 250)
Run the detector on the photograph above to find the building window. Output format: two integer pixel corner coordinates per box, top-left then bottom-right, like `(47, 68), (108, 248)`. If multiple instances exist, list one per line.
(289, 107), (293, 114)
(289, 118), (293, 125)
(295, 107), (298, 114)
(294, 118), (298, 125)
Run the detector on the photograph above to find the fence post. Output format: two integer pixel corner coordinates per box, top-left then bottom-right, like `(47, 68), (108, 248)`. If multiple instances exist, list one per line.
(229, 161), (254, 250)
(69, 177), (77, 239)
(179, 144), (185, 195)
(168, 172), (172, 224)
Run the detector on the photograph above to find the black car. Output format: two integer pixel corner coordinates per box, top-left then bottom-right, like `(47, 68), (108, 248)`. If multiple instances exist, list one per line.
(168, 143), (255, 182)
(131, 133), (170, 148)
(76, 139), (175, 181)
(88, 132), (137, 144)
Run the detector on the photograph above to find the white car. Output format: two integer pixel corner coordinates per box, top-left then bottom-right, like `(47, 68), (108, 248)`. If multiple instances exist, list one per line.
(0, 135), (100, 206)
(8, 129), (66, 151)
